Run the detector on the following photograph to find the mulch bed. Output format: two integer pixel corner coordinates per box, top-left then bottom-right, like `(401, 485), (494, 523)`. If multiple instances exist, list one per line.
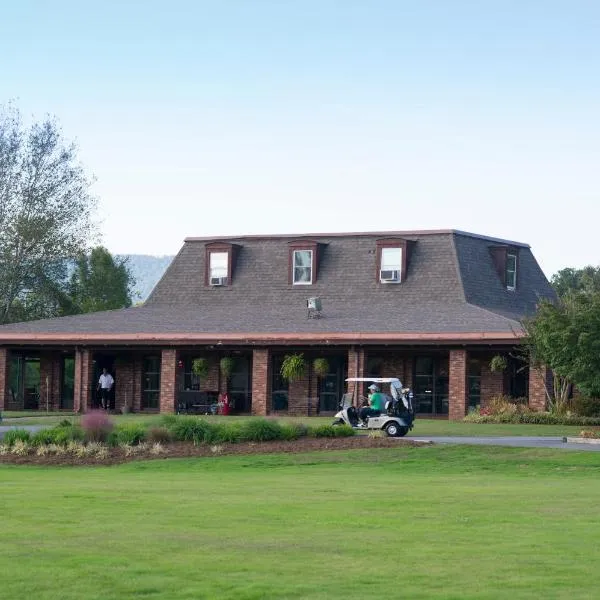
(0, 436), (430, 467)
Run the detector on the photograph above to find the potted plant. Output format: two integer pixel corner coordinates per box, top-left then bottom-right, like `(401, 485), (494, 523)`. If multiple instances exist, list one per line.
(313, 358), (330, 378)
(489, 354), (508, 373)
(191, 358), (209, 379)
(280, 354), (307, 383)
(219, 357), (236, 380)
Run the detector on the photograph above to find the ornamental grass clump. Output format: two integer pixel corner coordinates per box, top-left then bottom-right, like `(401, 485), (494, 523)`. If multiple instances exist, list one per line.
(115, 424), (147, 446)
(239, 419), (285, 442)
(4, 429), (31, 447)
(81, 410), (114, 443)
(11, 440), (30, 456)
(147, 426), (172, 444)
(167, 416), (212, 445)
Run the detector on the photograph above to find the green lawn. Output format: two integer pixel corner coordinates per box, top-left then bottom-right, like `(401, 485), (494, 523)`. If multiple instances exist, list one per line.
(0, 411), (590, 437)
(1, 446), (600, 599)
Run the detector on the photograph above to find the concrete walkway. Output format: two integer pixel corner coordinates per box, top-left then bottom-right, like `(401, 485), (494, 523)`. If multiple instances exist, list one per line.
(408, 435), (600, 452)
(0, 425), (45, 441)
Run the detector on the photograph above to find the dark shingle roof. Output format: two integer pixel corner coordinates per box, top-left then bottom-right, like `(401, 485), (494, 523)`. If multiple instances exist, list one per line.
(0, 230), (554, 343)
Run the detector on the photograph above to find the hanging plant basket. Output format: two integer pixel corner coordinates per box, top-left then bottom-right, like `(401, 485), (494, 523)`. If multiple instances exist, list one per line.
(220, 357), (236, 379)
(489, 354), (508, 373)
(313, 358), (330, 378)
(280, 354), (307, 383)
(191, 358), (210, 379)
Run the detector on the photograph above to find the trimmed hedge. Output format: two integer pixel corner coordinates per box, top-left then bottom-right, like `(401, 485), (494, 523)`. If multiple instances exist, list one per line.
(161, 416), (354, 445)
(464, 412), (600, 426)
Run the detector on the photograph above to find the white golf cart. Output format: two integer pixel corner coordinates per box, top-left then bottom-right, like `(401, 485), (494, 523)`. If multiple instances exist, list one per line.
(332, 377), (415, 437)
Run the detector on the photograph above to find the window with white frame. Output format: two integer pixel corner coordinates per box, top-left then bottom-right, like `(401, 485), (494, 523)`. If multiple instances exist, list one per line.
(380, 247), (402, 283)
(209, 251), (228, 283)
(506, 253), (517, 290)
(293, 250), (313, 284)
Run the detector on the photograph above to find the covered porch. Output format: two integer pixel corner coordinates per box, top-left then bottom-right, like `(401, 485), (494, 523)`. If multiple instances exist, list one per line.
(0, 344), (549, 419)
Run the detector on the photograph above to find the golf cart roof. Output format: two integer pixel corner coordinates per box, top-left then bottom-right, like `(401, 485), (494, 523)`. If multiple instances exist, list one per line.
(345, 378), (401, 384)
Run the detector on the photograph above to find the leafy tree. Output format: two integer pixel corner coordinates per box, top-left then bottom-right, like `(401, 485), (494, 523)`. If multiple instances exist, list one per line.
(551, 266), (600, 299)
(0, 103), (96, 324)
(524, 294), (600, 410)
(67, 247), (134, 314)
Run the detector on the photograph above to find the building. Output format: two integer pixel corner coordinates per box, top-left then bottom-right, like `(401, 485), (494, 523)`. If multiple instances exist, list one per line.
(0, 230), (555, 419)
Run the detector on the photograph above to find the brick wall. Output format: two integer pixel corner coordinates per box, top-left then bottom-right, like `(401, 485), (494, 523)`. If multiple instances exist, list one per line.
(202, 359), (220, 392)
(347, 347), (366, 381)
(251, 348), (270, 415)
(159, 349), (178, 413)
(529, 365), (550, 412)
(288, 368), (311, 416)
(74, 349), (93, 413)
(115, 356), (134, 413)
(480, 361), (505, 407)
(449, 349), (467, 420)
(0, 348), (7, 411)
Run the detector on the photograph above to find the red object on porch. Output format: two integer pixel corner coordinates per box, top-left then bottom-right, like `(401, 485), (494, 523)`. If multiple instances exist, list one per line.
(218, 392), (231, 416)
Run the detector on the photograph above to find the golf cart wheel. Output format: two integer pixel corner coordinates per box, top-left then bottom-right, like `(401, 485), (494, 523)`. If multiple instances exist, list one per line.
(384, 423), (409, 438)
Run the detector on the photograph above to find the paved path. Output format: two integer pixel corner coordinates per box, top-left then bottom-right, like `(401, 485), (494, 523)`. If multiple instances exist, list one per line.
(0, 425), (45, 441)
(408, 435), (600, 452)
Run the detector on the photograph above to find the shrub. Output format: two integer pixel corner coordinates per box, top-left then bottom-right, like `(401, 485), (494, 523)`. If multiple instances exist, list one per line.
(309, 425), (336, 438)
(3, 429), (31, 447)
(147, 426), (172, 444)
(333, 424), (355, 437)
(571, 397), (600, 417)
(59, 418), (74, 427)
(167, 416), (212, 445)
(204, 423), (241, 444)
(579, 429), (600, 439)
(11, 440), (30, 456)
(150, 442), (166, 455)
(81, 410), (114, 443)
(115, 424), (147, 446)
(239, 419), (284, 442)
(463, 412), (600, 426)
(0, 444), (9, 455)
(280, 423), (308, 441)
(31, 426), (79, 447)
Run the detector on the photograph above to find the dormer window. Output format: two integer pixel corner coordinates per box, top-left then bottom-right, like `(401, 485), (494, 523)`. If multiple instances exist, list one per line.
(293, 250), (313, 285)
(205, 242), (240, 286)
(209, 252), (228, 284)
(506, 253), (517, 291)
(489, 245), (519, 291)
(380, 247), (402, 283)
(376, 238), (412, 284)
(287, 240), (325, 285)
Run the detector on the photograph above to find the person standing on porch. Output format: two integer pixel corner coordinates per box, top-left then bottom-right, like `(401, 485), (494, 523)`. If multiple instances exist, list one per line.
(97, 368), (114, 411)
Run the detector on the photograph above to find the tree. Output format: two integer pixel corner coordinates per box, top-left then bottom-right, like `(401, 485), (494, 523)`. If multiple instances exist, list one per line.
(524, 294), (600, 410)
(0, 103), (96, 324)
(551, 266), (600, 299)
(67, 247), (134, 314)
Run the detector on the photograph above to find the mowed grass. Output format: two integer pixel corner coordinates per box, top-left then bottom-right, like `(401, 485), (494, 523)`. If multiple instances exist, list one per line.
(2, 446), (600, 599)
(0, 411), (591, 437)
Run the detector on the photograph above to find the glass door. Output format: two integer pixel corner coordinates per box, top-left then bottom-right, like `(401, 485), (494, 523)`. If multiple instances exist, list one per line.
(413, 356), (449, 416)
(318, 357), (344, 412)
(229, 357), (251, 413)
(61, 356), (75, 409)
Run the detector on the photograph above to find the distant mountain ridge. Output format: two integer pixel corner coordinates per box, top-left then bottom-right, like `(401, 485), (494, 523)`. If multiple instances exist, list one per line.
(117, 255), (175, 302)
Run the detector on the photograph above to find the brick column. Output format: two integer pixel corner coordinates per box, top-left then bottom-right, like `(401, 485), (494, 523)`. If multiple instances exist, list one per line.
(449, 349), (468, 420)
(251, 348), (271, 415)
(347, 347), (366, 404)
(115, 355), (134, 413)
(480, 361), (505, 407)
(529, 365), (550, 412)
(0, 347), (8, 411)
(288, 368), (310, 415)
(159, 349), (178, 414)
(201, 359), (220, 392)
(74, 348), (93, 413)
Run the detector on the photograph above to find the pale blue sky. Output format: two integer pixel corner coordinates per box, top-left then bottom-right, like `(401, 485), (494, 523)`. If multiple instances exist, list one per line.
(1, 1), (599, 276)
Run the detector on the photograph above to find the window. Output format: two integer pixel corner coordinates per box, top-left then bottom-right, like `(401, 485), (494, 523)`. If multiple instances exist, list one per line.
(293, 249), (313, 285)
(61, 357), (75, 410)
(506, 253), (517, 290)
(271, 356), (289, 411)
(468, 360), (482, 410)
(209, 251), (228, 283)
(380, 247), (402, 283)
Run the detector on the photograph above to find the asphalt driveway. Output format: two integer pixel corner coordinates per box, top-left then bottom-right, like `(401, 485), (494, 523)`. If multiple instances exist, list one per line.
(408, 435), (600, 452)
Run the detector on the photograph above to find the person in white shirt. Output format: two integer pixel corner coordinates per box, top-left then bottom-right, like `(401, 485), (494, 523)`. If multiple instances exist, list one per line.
(97, 368), (114, 410)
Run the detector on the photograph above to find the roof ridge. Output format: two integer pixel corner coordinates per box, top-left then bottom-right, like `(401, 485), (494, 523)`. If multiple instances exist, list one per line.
(184, 229), (530, 247)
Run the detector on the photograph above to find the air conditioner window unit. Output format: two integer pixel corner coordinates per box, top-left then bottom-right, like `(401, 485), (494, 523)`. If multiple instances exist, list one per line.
(380, 269), (400, 283)
(210, 276), (226, 286)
